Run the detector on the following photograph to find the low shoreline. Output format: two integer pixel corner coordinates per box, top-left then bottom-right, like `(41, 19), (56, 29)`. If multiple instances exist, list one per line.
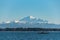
(0, 28), (60, 31)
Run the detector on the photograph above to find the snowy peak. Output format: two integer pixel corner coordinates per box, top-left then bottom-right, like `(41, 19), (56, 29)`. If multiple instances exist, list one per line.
(14, 20), (20, 23)
(24, 16), (36, 20)
(29, 16), (35, 19)
(20, 16), (48, 24)
(4, 21), (11, 24)
(3, 16), (48, 24)
(20, 16), (36, 21)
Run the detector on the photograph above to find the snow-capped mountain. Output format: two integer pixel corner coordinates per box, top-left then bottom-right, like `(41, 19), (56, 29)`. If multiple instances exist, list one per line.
(0, 16), (60, 28)
(3, 16), (48, 24)
(20, 16), (48, 24)
(4, 21), (11, 24)
(20, 16), (36, 22)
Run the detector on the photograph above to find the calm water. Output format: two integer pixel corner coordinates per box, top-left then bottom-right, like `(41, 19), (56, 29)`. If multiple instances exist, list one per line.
(0, 31), (60, 40)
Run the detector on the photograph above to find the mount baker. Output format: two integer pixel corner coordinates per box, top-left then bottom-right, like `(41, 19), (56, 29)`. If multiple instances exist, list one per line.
(0, 16), (60, 28)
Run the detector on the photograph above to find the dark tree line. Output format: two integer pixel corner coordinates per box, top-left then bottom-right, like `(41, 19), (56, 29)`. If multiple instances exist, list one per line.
(0, 28), (60, 31)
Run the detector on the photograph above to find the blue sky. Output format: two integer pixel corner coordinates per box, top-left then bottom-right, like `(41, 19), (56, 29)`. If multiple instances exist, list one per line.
(0, 0), (60, 24)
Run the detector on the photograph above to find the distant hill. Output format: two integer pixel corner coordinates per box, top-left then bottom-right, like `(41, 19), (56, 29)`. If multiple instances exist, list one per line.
(0, 16), (60, 28)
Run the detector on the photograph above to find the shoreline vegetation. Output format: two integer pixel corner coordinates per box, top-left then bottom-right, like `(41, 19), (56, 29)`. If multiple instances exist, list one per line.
(0, 28), (60, 31)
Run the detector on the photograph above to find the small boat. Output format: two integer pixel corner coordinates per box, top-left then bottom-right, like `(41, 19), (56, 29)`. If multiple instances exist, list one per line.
(37, 31), (49, 34)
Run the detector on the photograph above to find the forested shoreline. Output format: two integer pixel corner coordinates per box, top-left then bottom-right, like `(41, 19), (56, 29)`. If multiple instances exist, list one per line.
(0, 28), (60, 31)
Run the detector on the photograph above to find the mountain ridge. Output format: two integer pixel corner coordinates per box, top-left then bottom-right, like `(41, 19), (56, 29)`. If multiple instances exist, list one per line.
(0, 16), (60, 28)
